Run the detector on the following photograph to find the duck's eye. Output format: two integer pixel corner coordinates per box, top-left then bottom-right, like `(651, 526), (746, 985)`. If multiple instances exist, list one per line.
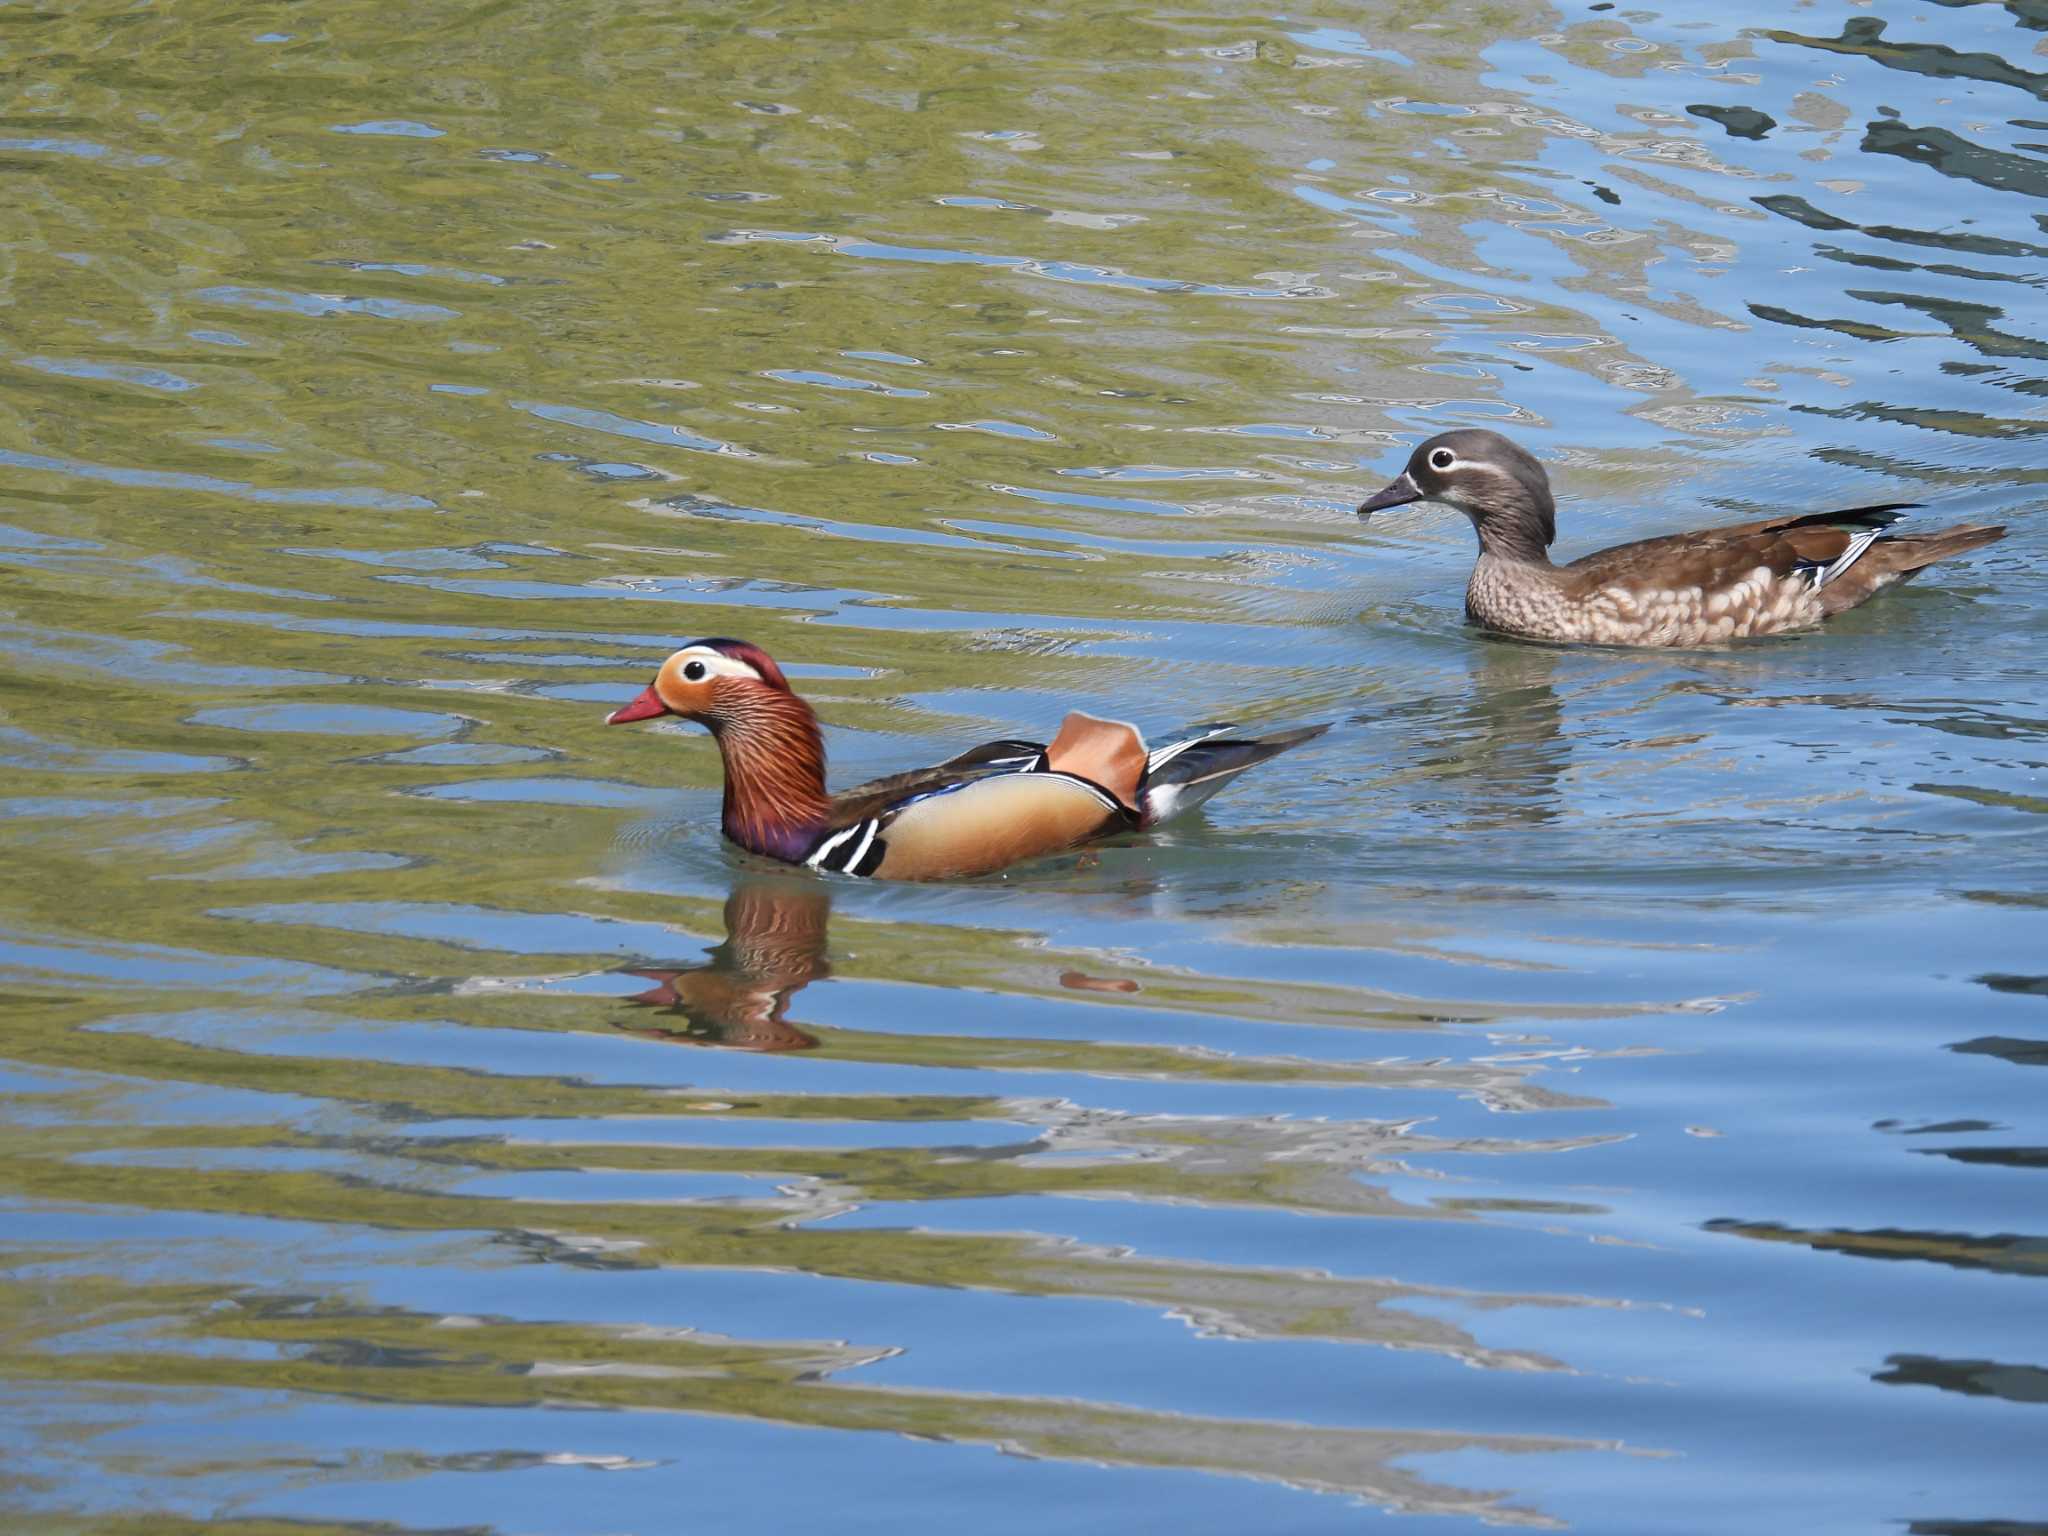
(682, 660), (708, 682)
(1428, 448), (1455, 472)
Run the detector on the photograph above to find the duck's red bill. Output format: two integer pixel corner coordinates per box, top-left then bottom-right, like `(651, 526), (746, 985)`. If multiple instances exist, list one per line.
(606, 686), (669, 725)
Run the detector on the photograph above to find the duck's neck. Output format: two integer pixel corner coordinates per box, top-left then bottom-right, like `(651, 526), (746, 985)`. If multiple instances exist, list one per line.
(1473, 513), (1555, 567)
(709, 694), (834, 862)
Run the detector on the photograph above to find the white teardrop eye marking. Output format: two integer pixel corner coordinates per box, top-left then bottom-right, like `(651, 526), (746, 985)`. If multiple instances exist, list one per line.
(662, 647), (763, 688)
(1428, 448), (1455, 472)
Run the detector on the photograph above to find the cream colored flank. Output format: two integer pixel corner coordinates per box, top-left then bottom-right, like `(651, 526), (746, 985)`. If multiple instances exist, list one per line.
(1467, 556), (1836, 648)
(875, 771), (1121, 880)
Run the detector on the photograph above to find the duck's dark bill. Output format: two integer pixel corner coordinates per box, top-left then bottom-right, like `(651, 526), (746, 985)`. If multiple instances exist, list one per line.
(606, 686), (670, 724)
(1358, 472), (1423, 516)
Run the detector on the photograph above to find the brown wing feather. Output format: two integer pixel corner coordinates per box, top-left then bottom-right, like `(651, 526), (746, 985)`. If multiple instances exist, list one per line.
(1563, 503), (1998, 604)
(1560, 505), (1911, 594)
(1559, 530), (1798, 598)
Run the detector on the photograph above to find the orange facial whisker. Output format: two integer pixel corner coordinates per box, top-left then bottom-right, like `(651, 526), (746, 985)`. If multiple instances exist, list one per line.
(708, 686), (833, 861)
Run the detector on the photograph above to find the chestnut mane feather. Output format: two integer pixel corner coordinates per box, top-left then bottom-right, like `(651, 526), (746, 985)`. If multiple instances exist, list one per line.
(690, 638), (827, 859)
(699, 637), (790, 691)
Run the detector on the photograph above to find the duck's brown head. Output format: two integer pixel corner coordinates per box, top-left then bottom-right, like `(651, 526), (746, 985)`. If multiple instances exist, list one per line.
(607, 639), (830, 860)
(1358, 429), (1557, 560)
(606, 638), (793, 728)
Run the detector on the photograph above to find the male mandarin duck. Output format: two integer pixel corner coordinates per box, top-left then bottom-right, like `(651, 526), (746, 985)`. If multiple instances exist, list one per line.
(606, 638), (1326, 880)
(1358, 429), (2006, 648)
(615, 879), (829, 1052)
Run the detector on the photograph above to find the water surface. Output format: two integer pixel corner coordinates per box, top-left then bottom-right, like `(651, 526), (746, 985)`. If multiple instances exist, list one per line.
(2, 1), (2044, 1532)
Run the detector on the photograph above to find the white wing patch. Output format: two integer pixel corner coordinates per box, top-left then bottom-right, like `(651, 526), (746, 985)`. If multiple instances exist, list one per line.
(1807, 529), (1884, 589)
(1142, 783), (1186, 823)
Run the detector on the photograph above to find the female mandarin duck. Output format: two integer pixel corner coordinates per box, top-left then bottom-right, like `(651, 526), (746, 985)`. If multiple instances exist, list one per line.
(1358, 429), (2005, 648)
(607, 638), (1325, 880)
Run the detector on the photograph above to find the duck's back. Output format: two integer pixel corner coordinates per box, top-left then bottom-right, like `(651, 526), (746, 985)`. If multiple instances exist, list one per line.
(1508, 503), (1972, 646)
(1561, 504), (1905, 584)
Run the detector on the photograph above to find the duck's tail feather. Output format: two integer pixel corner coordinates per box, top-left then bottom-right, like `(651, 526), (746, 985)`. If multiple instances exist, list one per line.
(1876, 522), (2007, 570)
(1816, 522), (2006, 612)
(1137, 722), (1328, 828)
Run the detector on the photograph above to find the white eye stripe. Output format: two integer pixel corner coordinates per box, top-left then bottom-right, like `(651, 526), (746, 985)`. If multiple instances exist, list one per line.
(1428, 448), (1456, 471)
(669, 647), (762, 682)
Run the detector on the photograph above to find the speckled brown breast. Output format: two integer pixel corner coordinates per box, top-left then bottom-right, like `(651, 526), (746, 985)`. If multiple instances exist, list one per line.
(1468, 556), (1829, 647)
(1465, 556), (1577, 641)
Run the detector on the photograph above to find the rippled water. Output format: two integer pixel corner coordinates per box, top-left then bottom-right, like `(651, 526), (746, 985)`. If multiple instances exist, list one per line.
(3, 2), (2044, 1531)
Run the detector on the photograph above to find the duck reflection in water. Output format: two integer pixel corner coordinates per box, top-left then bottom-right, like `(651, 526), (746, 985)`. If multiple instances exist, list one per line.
(616, 875), (829, 1052)
(1448, 639), (1572, 828)
(1365, 640), (1571, 829)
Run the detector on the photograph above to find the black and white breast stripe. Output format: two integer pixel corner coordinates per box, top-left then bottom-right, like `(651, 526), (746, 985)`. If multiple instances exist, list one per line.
(805, 819), (887, 877)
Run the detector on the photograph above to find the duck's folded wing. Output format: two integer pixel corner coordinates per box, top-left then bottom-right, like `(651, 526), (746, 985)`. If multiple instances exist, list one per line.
(1750, 502), (1920, 536)
(1566, 503), (1917, 574)
(1561, 503), (1920, 594)
(1138, 722), (1329, 827)
(828, 737), (1045, 827)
